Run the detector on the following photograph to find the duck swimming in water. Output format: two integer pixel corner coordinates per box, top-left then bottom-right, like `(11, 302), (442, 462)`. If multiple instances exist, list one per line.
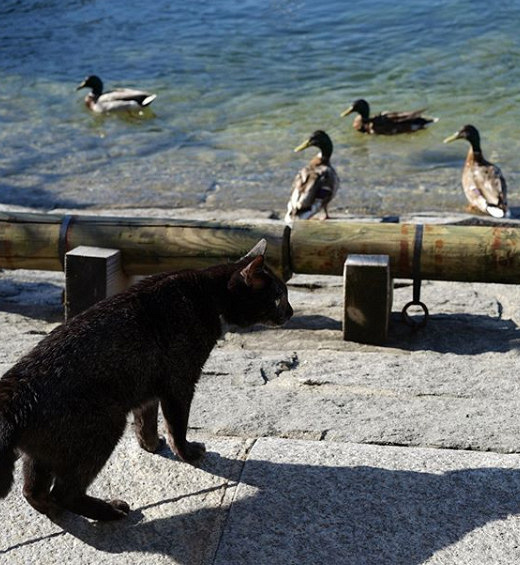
(340, 98), (437, 135)
(285, 130), (340, 225)
(76, 75), (157, 114)
(444, 124), (508, 218)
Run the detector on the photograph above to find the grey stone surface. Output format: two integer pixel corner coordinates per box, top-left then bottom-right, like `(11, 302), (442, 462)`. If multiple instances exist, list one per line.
(0, 434), (250, 564)
(215, 438), (520, 565)
(1, 208), (520, 563)
(192, 275), (520, 453)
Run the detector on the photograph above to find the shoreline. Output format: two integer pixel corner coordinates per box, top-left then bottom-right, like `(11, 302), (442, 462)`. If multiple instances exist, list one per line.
(2, 201), (520, 224)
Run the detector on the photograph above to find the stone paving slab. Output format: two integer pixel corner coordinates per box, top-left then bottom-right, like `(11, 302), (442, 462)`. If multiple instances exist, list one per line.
(5, 434), (520, 565)
(215, 438), (520, 565)
(0, 434), (250, 564)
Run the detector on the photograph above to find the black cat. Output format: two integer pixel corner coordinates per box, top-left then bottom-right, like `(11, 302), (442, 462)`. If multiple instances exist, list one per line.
(0, 239), (292, 521)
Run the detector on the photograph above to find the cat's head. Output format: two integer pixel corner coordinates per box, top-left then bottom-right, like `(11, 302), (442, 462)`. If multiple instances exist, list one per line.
(224, 240), (293, 328)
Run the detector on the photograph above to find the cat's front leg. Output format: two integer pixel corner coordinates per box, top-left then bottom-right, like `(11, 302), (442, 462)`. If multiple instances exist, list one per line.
(160, 393), (206, 464)
(133, 400), (164, 453)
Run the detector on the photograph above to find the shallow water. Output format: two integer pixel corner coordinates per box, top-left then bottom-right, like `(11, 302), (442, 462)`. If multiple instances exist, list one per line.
(1, 0), (519, 216)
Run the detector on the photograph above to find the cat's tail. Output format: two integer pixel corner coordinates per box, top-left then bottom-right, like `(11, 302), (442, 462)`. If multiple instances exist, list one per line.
(0, 381), (21, 498)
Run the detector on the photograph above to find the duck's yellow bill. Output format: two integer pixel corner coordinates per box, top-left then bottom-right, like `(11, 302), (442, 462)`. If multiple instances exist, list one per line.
(294, 139), (312, 152)
(340, 105), (354, 118)
(443, 132), (460, 144)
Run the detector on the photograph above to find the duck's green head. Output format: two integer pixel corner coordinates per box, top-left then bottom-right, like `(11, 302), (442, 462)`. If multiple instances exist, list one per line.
(76, 75), (103, 95)
(443, 124), (481, 148)
(294, 130), (333, 156)
(340, 98), (370, 119)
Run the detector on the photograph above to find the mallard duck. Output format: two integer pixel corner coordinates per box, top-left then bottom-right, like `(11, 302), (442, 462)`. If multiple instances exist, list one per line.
(443, 124), (508, 218)
(76, 75), (157, 113)
(340, 98), (437, 134)
(285, 130), (340, 225)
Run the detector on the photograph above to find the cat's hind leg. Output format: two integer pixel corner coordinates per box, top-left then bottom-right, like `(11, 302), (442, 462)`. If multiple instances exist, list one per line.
(22, 455), (56, 516)
(133, 399), (164, 453)
(50, 408), (130, 521)
(51, 475), (130, 521)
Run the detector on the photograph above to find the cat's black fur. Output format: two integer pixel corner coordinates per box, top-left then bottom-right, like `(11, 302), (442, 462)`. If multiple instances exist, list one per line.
(0, 240), (292, 521)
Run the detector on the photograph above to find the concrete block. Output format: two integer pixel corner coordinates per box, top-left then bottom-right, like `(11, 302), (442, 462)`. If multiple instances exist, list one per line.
(343, 254), (392, 344)
(65, 246), (129, 319)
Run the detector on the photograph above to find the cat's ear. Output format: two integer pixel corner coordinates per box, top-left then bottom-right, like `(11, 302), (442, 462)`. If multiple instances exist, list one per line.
(237, 239), (267, 262)
(239, 255), (267, 289)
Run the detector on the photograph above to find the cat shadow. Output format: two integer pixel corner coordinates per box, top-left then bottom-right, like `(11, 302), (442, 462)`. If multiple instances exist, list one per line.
(283, 314), (342, 331)
(231, 314), (342, 333)
(50, 450), (520, 564)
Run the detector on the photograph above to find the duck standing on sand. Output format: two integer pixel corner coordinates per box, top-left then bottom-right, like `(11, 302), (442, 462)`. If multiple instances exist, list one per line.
(443, 124), (508, 218)
(76, 75), (157, 113)
(285, 130), (340, 225)
(340, 98), (437, 135)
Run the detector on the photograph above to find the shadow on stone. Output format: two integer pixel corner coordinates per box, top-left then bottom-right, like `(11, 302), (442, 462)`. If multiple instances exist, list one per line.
(0, 182), (92, 210)
(281, 314), (342, 331)
(0, 280), (63, 323)
(38, 452), (520, 565)
(389, 312), (520, 354)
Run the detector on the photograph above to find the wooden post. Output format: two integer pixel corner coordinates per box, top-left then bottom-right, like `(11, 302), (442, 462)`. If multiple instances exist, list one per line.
(343, 254), (392, 345)
(65, 246), (129, 319)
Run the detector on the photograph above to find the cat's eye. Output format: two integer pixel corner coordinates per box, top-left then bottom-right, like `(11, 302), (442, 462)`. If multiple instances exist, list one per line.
(274, 298), (282, 308)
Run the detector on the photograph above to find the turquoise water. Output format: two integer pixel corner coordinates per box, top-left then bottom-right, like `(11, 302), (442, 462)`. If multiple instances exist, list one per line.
(1, 0), (520, 215)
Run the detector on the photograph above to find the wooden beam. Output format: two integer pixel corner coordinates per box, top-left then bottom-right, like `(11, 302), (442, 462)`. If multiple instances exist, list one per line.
(0, 212), (291, 280)
(290, 221), (520, 284)
(2, 212), (520, 284)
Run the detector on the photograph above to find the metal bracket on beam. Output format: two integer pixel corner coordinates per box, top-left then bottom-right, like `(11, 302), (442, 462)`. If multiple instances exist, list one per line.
(401, 224), (429, 329)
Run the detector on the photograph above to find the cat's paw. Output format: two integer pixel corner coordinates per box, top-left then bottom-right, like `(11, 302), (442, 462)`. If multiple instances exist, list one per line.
(154, 437), (167, 453)
(110, 499), (130, 516)
(176, 441), (206, 464)
(138, 435), (166, 454)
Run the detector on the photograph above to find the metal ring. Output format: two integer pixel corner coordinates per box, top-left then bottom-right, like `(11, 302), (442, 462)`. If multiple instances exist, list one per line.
(401, 300), (429, 329)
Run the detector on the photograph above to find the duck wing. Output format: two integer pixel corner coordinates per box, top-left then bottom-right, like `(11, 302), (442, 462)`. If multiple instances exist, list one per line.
(369, 108), (436, 134)
(471, 163), (507, 206)
(287, 164), (338, 219)
(463, 160), (507, 217)
(99, 88), (157, 106)
(379, 108), (428, 122)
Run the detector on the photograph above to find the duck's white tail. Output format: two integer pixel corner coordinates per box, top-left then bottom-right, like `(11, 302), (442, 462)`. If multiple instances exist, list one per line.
(486, 205), (505, 218)
(142, 94), (157, 107)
